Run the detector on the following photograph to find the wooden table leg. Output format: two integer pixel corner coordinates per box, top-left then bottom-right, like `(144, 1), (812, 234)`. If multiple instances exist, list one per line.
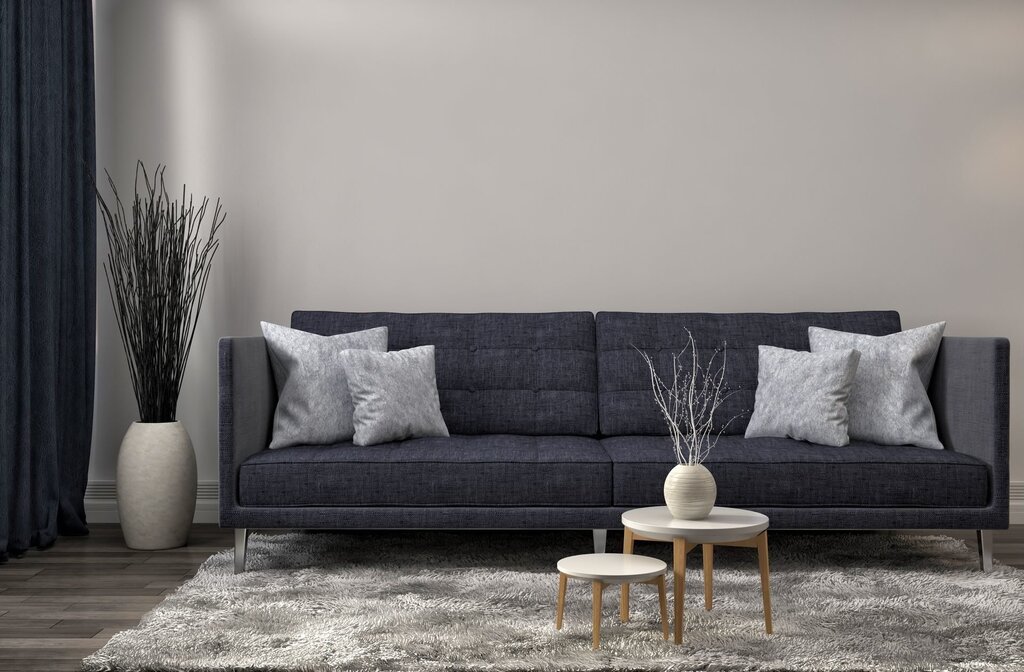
(673, 537), (687, 644)
(621, 527), (634, 622)
(702, 544), (713, 611)
(656, 574), (669, 640)
(555, 572), (567, 630)
(757, 531), (773, 634)
(592, 580), (604, 649)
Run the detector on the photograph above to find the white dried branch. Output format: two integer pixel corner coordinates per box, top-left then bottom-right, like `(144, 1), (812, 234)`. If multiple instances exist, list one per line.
(634, 329), (741, 466)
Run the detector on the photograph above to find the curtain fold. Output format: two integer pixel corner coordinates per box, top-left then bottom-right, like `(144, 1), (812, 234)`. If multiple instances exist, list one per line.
(0, 0), (96, 561)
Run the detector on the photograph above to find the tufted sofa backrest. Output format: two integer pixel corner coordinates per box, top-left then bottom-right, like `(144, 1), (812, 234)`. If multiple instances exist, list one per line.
(595, 311), (902, 437)
(291, 311), (599, 436)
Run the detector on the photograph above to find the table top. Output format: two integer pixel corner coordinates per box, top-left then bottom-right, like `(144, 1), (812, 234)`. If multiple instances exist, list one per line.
(557, 553), (667, 583)
(621, 506), (769, 543)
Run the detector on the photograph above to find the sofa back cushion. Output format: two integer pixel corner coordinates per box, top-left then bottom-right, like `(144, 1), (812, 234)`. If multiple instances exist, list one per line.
(596, 311), (901, 436)
(291, 311), (599, 436)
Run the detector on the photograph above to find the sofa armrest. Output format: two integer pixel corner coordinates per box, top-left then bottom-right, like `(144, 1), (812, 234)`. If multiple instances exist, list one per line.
(929, 336), (1010, 520)
(219, 337), (276, 523)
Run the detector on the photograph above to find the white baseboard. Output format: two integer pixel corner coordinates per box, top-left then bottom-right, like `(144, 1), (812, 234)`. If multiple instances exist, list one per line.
(85, 480), (220, 524)
(1010, 482), (1024, 525)
(84, 481), (1024, 526)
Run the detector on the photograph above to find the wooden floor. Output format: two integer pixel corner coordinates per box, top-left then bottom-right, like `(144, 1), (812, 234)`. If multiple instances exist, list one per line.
(0, 525), (1022, 671)
(0, 525), (231, 671)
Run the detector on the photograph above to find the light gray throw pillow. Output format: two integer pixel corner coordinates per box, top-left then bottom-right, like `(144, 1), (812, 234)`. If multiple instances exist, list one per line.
(745, 346), (861, 447)
(808, 322), (946, 449)
(261, 322), (388, 449)
(340, 345), (450, 446)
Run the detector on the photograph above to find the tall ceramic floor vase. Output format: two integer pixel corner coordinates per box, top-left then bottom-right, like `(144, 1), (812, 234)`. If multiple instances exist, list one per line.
(116, 421), (197, 550)
(664, 463), (717, 520)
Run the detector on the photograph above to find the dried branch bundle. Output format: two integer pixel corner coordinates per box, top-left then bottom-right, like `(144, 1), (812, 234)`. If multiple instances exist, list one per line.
(96, 162), (224, 423)
(636, 330), (741, 465)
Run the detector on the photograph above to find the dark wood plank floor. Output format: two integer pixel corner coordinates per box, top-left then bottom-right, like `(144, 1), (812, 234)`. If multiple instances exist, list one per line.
(0, 525), (230, 671)
(0, 524), (1021, 671)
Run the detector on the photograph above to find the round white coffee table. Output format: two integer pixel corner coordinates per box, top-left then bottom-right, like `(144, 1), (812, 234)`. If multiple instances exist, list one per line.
(555, 553), (669, 649)
(621, 506), (772, 644)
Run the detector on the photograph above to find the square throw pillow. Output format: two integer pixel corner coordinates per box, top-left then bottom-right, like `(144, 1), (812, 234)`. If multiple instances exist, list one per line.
(261, 322), (388, 449)
(340, 345), (449, 446)
(808, 322), (946, 449)
(745, 345), (861, 447)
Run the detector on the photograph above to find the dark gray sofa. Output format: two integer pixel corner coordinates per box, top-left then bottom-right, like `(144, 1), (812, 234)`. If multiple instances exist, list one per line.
(219, 311), (1009, 572)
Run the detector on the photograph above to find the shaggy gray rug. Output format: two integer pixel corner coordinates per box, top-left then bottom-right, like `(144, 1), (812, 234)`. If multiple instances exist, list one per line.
(82, 530), (1024, 672)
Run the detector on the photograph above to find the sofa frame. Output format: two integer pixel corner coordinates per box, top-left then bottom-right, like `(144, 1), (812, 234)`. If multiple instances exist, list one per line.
(219, 312), (1009, 573)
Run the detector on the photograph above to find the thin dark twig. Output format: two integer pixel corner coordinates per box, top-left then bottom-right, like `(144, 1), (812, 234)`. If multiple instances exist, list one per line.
(95, 162), (225, 423)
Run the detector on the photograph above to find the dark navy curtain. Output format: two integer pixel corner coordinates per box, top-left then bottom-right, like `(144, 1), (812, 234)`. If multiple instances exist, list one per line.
(0, 0), (96, 561)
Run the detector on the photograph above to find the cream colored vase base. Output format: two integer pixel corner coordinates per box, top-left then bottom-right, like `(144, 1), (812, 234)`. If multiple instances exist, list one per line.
(116, 421), (197, 550)
(663, 463), (717, 520)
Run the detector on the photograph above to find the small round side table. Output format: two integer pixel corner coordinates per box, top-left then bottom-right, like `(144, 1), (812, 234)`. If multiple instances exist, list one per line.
(555, 553), (669, 649)
(621, 506), (772, 644)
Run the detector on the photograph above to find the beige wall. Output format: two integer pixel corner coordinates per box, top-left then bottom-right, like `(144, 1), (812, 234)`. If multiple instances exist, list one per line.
(92, 1), (1024, 502)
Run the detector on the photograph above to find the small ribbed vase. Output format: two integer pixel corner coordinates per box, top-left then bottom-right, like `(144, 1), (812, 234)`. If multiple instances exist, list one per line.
(663, 464), (717, 520)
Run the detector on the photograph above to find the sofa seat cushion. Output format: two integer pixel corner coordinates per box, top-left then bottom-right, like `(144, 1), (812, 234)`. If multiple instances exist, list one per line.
(603, 436), (989, 508)
(239, 435), (611, 507)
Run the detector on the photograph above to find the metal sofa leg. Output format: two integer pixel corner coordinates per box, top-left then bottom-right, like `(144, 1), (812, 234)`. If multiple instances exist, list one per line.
(593, 529), (607, 554)
(234, 528), (250, 574)
(977, 530), (994, 572)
